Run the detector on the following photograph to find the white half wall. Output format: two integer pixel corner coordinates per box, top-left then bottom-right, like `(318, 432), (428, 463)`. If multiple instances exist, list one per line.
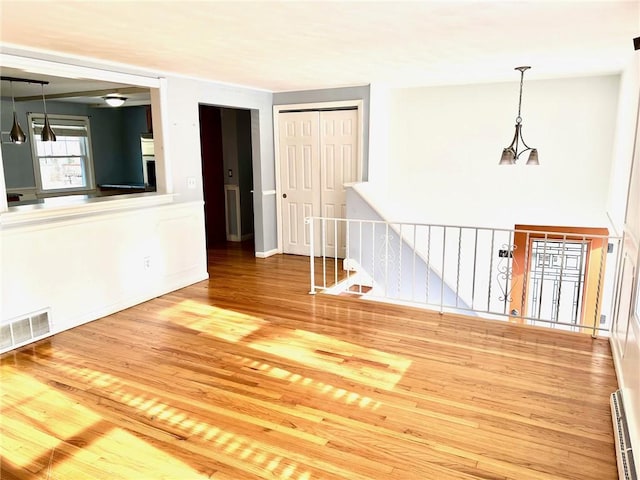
(385, 74), (621, 229)
(1, 200), (208, 343)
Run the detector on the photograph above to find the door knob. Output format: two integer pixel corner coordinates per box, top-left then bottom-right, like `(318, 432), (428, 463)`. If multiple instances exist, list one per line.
(283, 193), (287, 199)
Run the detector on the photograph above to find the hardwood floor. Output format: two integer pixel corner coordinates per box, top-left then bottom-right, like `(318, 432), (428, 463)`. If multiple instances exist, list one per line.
(1, 242), (619, 479)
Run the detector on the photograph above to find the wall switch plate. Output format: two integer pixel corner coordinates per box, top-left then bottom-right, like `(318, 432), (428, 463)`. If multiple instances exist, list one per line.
(187, 177), (197, 189)
(228, 169), (233, 177)
(498, 249), (513, 258)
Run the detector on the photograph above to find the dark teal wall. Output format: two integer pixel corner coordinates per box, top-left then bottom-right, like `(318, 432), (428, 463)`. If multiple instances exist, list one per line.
(121, 106), (148, 184)
(90, 106), (125, 185)
(1, 97), (35, 187)
(1, 98), (148, 188)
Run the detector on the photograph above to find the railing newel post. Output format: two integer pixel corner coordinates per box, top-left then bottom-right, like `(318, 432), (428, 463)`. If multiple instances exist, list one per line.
(592, 235), (606, 338)
(334, 217), (339, 286)
(322, 217), (327, 289)
(440, 226), (447, 314)
(308, 217), (316, 294)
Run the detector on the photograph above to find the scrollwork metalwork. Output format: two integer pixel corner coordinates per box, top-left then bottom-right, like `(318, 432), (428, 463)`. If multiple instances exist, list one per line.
(497, 243), (518, 302)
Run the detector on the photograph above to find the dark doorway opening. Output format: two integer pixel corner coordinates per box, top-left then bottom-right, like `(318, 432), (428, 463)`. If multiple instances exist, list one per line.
(198, 104), (255, 251)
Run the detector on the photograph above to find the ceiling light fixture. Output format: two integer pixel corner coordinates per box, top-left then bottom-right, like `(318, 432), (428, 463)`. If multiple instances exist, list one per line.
(103, 95), (127, 107)
(9, 81), (26, 144)
(499, 66), (538, 166)
(40, 83), (56, 142)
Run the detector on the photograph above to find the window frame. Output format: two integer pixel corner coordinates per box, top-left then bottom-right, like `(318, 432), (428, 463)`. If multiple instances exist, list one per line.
(27, 113), (96, 196)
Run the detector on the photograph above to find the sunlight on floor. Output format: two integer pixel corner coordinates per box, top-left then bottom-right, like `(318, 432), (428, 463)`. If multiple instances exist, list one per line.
(0, 367), (102, 470)
(248, 329), (412, 390)
(0, 365), (211, 479)
(162, 299), (268, 343)
(88, 428), (212, 479)
(160, 299), (412, 392)
(235, 356), (382, 411)
(11, 350), (319, 479)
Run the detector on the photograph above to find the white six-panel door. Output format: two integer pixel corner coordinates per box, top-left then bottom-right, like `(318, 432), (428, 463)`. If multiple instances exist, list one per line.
(279, 112), (320, 256)
(319, 109), (359, 258)
(278, 109), (359, 256)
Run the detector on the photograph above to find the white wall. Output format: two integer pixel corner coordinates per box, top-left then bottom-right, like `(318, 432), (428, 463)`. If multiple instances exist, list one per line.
(367, 83), (391, 185)
(607, 57), (640, 233)
(164, 76), (276, 253)
(609, 54), (640, 476)
(384, 75), (620, 229)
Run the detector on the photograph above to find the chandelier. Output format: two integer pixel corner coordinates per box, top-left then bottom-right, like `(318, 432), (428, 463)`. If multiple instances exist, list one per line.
(499, 66), (538, 165)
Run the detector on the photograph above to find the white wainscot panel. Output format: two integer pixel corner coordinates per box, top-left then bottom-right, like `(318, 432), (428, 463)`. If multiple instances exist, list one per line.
(0, 201), (208, 340)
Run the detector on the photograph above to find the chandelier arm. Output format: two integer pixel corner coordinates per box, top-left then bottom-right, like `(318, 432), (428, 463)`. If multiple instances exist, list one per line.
(515, 146), (532, 159)
(506, 124), (520, 150)
(518, 129), (531, 152)
(514, 125), (532, 159)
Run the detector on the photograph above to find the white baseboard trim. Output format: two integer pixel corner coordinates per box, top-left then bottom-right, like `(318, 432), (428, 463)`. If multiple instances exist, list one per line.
(75, 269), (210, 325)
(5, 269), (210, 352)
(255, 248), (280, 258)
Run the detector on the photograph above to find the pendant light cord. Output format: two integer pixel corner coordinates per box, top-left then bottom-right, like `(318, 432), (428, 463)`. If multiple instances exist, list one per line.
(41, 84), (48, 114)
(11, 81), (16, 112)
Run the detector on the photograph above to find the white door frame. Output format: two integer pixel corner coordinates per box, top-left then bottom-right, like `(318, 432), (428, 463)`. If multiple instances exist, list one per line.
(273, 100), (364, 254)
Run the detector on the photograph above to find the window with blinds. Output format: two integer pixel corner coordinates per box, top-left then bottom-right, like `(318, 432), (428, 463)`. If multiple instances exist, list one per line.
(28, 113), (95, 194)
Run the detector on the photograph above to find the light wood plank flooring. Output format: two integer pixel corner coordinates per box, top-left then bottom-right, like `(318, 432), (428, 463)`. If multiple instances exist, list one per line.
(1, 242), (619, 479)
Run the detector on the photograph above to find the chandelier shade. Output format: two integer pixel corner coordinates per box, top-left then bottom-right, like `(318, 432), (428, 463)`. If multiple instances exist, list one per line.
(9, 81), (26, 144)
(40, 83), (56, 142)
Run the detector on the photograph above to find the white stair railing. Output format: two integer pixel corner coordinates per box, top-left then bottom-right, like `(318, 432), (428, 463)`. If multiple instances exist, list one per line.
(307, 216), (622, 336)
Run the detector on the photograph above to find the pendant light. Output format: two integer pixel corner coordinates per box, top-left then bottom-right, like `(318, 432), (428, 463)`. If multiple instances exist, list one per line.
(40, 83), (56, 142)
(499, 66), (538, 165)
(9, 81), (26, 144)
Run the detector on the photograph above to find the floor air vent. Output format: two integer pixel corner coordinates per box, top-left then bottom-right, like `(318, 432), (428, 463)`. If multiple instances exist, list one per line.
(0, 310), (51, 353)
(611, 390), (638, 480)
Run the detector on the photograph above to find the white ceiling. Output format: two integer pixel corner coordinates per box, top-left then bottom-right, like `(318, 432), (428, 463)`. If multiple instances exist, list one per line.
(1, 1), (638, 92)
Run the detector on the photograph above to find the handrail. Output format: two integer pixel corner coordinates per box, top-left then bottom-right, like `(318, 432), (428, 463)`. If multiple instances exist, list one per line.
(307, 216), (616, 239)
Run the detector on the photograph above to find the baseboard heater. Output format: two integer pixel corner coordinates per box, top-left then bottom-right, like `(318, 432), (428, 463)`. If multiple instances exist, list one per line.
(611, 390), (638, 480)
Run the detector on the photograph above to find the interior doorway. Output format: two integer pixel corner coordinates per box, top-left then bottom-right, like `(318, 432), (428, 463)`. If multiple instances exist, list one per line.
(199, 104), (255, 250)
